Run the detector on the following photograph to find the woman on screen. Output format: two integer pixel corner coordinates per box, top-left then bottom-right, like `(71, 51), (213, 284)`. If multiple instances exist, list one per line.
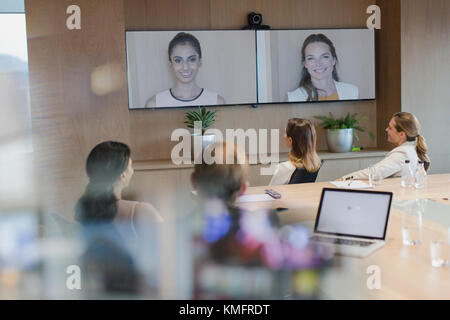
(145, 32), (225, 108)
(287, 34), (359, 102)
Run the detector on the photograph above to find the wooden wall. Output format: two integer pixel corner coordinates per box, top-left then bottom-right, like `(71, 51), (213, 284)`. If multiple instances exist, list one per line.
(26, 0), (130, 214)
(25, 0), (401, 219)
(401, 0), (450, 174)
(376, 0), (402, 149)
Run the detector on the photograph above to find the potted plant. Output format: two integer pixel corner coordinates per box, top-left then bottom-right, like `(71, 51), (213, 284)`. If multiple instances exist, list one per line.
(314, 112), (375, 153)
(185, 106), (217, 151)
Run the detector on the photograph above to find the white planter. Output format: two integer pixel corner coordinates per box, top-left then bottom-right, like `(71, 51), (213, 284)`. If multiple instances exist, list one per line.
(191, 133), (216, 160)
(326, 128), (354, 153)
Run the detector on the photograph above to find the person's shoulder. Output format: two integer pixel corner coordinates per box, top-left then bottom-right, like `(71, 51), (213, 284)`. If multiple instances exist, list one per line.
(334, 81), (358, 99)
(279, 160), (296, 170)
(145, 94), (157, 108)
(387, 143), (413, 159)
(335, 81), (358, 92)
(134, 202), (164, 223)
(287, 87), (307, 102)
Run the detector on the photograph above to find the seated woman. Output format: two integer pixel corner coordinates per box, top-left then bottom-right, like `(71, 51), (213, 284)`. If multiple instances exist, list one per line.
(146, 32), (225, 108)
(342, 112), (431, 180)
(192, 141), (248, 210)
(75, 141), (163, 237)
(190, 142), (281, 265)
(269, 118), (322, 185)
(287, 33), (358, 102)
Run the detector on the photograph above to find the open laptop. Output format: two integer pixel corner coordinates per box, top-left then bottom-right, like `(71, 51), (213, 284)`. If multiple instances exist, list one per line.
(310, 188), (393, 258)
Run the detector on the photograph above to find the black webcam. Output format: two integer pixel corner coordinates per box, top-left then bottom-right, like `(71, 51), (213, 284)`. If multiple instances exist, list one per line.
(242, 12), (270, 30)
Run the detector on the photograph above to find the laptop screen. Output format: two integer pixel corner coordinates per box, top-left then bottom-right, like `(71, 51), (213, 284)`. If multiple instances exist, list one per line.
(314, 188), (392, 240)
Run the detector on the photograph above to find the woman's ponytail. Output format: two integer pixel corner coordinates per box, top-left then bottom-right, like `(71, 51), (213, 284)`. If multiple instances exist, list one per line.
(76, 182), (118, 223)
(416, 135), (431, 170)
(75, 141), (131, 224)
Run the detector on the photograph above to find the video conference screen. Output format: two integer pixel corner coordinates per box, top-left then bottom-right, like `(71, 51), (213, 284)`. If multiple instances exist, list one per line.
(126, 28), (375, 109)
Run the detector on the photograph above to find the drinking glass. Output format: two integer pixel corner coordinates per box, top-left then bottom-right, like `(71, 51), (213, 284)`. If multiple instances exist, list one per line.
(401, 199), (423, 246)
(429, 227), (450, 267)
(368, 166), (382, 187)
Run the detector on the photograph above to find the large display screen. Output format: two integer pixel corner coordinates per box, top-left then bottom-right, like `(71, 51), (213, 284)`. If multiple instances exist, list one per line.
(125, 28), (375, 109)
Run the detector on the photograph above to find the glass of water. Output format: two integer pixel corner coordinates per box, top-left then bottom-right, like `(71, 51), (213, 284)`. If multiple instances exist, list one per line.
(430, 227), (450, 267)
(401, 199), (423, 246)
(368, 166), (382, 187)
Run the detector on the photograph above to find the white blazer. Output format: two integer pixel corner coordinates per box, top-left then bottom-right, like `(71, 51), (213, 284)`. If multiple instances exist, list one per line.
(287, 81), (359, 102)
(269, 161), (296, 185)
(342, 141), (419, 180)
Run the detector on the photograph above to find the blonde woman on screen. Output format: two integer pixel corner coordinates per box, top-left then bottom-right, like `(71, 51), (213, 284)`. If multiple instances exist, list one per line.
(341, 112), (431, 180)
(287, 34), (359, 102)
(270, 118), (322, 185)
(145, 32), (225, 108)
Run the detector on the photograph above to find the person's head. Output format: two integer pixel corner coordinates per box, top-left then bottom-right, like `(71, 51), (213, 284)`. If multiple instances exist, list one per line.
(285, 118), (322, 172)
(168, 32), (202, 84)
(191, 142), (248, 206)
(299, 34), (339, 101)
(386, 112), (430, 167)
(76, 141), (132, 224)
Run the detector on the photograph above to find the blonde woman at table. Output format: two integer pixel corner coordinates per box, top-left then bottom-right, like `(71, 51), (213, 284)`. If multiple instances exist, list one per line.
(342, 112), (431, 180)
(269, 118), (322, 185)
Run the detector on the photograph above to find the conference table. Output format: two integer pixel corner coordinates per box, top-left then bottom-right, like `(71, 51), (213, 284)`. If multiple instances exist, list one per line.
(240, 174), (450, 299)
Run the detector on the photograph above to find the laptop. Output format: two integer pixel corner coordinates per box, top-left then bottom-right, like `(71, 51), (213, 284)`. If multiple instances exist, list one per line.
(310, 188), (393, 258)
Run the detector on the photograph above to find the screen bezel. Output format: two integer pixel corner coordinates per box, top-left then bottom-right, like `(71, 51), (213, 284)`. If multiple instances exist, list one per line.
(313, 187), (392, 240)
(125, 27), (376, 110)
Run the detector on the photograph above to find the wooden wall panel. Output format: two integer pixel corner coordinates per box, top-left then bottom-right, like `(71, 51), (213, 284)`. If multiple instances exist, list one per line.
(375, 0), (402, 149)
(26, 0), (130, 218)
(401, 0), (450, 173)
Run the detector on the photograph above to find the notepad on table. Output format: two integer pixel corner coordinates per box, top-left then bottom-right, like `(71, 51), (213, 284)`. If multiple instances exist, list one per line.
(237, 194), (275, 203)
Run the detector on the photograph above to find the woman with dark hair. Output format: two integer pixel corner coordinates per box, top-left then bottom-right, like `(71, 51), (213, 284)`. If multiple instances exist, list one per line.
(145, 32), (225, 108)
(75, 141), (162, 236)
(342, 112), (431, 180)
(269, 118), (322, 185)
(287, 33), (359, 102)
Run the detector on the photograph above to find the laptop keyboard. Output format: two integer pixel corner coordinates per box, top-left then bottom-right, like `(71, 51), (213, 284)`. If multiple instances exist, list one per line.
(311, 236), (375, 247)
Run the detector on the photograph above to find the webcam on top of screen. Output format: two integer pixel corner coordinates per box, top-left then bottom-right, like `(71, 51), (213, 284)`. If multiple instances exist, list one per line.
(242, 12), (271, 30)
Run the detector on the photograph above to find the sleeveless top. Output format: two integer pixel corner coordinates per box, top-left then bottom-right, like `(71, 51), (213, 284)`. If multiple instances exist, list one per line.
(155, 89), (218, 108)
(115, 200), (139, 239)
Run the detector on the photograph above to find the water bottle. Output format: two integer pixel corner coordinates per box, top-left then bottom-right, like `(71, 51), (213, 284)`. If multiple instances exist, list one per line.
(415, 160), (427, 189)
(401, 159), (414, 188)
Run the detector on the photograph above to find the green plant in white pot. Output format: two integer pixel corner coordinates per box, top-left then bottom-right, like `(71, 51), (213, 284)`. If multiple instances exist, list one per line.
(314, 112), (375, 153)
(185, 106), (217, 151)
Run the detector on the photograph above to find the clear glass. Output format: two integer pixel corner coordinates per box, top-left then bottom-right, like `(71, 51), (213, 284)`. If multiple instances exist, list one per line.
(401, 199), (423, 246)
(368, 165), (382, 187)
(429, 227), (450, 267)
(430, 240), (449, 267)
(401, 161), (415, 188)
(414, 162), (427, 189)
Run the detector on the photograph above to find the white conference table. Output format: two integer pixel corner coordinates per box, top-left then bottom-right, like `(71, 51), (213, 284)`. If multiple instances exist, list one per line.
(240, 174), (450, 299)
